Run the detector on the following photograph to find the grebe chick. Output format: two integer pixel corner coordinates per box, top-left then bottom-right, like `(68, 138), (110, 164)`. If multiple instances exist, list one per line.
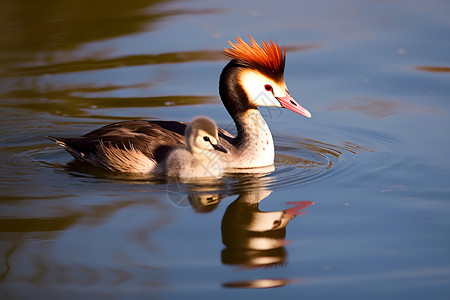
(164, 116), (228, 180)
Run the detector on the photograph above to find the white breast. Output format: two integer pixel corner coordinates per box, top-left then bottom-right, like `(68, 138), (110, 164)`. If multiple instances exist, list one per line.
(224, 109), (275, 170)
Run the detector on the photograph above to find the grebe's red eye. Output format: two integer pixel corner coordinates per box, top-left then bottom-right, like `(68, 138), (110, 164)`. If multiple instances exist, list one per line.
(264, 84), (273, 91)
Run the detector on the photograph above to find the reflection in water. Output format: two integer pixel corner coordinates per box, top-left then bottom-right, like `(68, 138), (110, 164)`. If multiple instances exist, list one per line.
(185, 175), (314, 288)
(3, 92), (218, 117)
(5, 50), (225, 77)
(0, 0), (218, 62)
(1, 0), (171, 78)
(415, 66), (450, 73)
(0, 195), (170, 286)
(221, 190), (313, 269)
(0, 173), (312, 290)
(0, 0), (224, 117)
(166, 178), (226, 212)
(0, 215), (82, 233)
(223, 278), (291, 289)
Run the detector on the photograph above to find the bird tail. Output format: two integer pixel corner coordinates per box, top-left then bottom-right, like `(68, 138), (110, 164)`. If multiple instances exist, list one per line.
(46, 136), (68, 147)
(46, 135), (85, 160)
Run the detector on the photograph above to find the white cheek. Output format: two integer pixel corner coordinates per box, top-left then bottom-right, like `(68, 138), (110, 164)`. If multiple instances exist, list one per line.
(272, 84), (286, 98)
(240, 71), (283, 107)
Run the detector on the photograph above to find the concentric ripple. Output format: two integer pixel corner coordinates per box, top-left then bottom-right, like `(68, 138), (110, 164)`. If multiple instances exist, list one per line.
(223, 126), (403, 193)
(30, 124), (403, 204)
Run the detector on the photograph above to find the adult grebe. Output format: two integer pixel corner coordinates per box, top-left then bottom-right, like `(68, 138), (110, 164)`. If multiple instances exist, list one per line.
(47, 36), (311, 173)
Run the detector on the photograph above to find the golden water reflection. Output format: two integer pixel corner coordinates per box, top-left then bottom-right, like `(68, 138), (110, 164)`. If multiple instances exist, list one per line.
(221, 192), (313, 269)
(415, 66), (450, 73)
(223, 278), (292, 289)
(0, 174), (313, 289)
(4, 50), (225, 77)
(183, 175), (314, 288)
(0, 0), (216, 60)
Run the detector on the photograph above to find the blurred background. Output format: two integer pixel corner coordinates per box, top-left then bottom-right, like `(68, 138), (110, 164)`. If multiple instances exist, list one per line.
(0, 0), (449, 299)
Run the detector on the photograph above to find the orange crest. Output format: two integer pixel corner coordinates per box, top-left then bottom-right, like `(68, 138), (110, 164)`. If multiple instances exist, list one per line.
(223, 35), (286, 82)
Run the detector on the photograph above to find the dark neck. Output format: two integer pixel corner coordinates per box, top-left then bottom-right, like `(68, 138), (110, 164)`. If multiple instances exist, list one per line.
(219, 60), (257, 136)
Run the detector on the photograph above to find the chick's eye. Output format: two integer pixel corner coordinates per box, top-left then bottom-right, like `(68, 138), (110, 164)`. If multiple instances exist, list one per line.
(264, 84), (273, 91)
(203, 136), (210, 142)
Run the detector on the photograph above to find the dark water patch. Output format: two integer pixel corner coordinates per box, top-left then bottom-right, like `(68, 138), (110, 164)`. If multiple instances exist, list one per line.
(0, 0), (220, 56)
(3, 51), (225, 77)
(0, 215), (82, 233)
(2, 94), (218, 117)
(2, 43), (318, 77)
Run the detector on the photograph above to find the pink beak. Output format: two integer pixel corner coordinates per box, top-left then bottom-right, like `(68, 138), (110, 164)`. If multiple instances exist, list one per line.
(276, 95), (311, 118)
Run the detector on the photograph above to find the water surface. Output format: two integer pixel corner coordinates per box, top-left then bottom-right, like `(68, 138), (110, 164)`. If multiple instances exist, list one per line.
(1, 0), (450, 299)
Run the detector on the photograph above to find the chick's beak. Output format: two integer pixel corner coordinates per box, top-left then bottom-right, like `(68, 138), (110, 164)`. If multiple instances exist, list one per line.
(276, 94), (311, 118)
(212, 143), (228, 153)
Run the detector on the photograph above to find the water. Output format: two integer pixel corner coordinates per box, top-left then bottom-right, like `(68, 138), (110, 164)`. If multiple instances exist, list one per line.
(1, 0), (450, 299)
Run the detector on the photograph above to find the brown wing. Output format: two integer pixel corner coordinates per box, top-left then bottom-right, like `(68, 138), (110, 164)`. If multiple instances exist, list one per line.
(52, 120), (189, 163)
(48, 119), (237, 167)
